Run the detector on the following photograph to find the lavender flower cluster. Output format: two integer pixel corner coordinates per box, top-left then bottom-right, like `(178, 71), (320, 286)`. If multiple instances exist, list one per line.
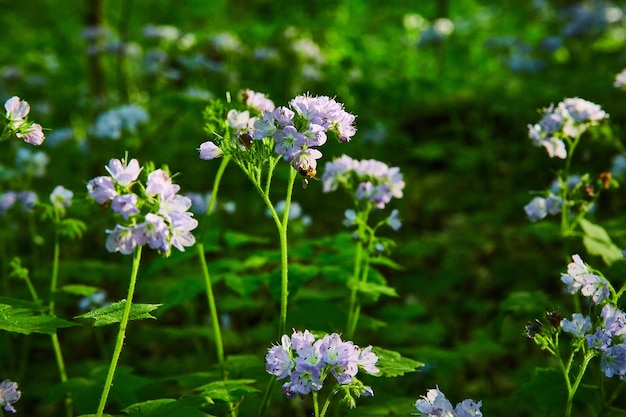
(3, 96), (45, 145)
(528, 97), (608, 159)
(265, 330), (378, 398)
(322, 155), (405, 209)
(87, 157), (197, 256)
(0, 191), (37, 215)
(558, 255), (626, 379)
(414, 386), (482, 417)
(199, 90), (356, 179)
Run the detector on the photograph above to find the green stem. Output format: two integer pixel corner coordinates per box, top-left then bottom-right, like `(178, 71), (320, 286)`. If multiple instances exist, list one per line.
(96, 246), (143, 417)
(313, 391), (320, 417)
(565, 351), (595, 417)
(278, 167), (297, 337)
(49, 228), (73, 417)
(319, 386), (339, 417)
(346, 208), (371, 339)
(197, 244), (225, 366)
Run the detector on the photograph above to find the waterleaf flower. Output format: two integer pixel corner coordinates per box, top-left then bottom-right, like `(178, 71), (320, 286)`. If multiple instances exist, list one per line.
(50, 185), (73, 209)
(0, 379), (21, 413)
(560, 313), (592, 337)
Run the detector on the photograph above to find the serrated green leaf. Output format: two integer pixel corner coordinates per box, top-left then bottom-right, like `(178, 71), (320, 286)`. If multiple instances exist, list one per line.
(371, 347), (423, 377)
(0, 304), (77, 335)
(123, 396), (214, 417)
(369, 256), (404, 270)
(579, 218), (623, 265)
(195, 379), (259, 403)
(75, 300), (161, 327)
(58, 218), (87, 239)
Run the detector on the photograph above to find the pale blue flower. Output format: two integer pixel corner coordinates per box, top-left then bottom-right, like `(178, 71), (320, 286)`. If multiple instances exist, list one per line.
(456, 399), (483, 417)
(50, 185), (73, 209)
(105, 225), (139, 254)
(106, 158), (142, 186)
(614, 69), (626, 88)
(87, 176), (117, 204)
(0, 192), (16, 214)
(560, 313), (592, 337)
(198, 141), (224, 160)
(93, 104), (149, 140)
(112, 193), (140, 220)
(601, 344), (626, 378)
(415, 386), (455, 416)
(587, 327), (611, 351)
(0, 379), (21, 413)
(17, 191), (37, 211)
(135, 213), (169, 252)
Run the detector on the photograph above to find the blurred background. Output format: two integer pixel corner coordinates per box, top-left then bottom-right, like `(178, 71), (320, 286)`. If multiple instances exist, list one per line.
(2, 0), (626, 415)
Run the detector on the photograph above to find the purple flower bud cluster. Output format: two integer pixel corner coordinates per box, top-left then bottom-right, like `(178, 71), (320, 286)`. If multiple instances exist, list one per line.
(0, 191), (38, 215)
(87, 157), (198, 256)
(4, 96), (45, 145)
(414, 386), (482, 417)
(528, 97), (608, 159)
(265, 330), (378, 398)
(322, 155), (405, 209)
(561, 254), (610, 304)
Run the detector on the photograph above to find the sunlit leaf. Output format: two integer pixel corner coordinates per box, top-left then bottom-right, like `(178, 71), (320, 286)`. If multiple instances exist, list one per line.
(0, 304), (77, 335)
(371, 347), (423, 377)
(75, 300), (161, 327)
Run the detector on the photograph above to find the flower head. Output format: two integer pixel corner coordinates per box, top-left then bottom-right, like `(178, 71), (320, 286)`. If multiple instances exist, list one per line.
(0, 379), (21, 413)
(106, 158), (142, 187)
(266, 330), (378, 399)
(415, 387), (483, 417)
(50, 185), (73, 209)
(560, 313), (592, 337)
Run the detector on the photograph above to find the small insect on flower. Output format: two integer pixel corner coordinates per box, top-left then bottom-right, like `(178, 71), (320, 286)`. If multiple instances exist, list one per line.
(238, 132), (254, 149)
(298, 166), (320, 189)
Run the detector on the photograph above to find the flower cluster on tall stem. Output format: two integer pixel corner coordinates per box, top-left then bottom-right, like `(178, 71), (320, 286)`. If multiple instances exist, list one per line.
(198, 90), (356, 417)
(530, 254), (626, 417)
(87, 155), (197, 417)
(322, 155), (405, 338)
(414, 386), (482, 417)
(524, 97), (614, 238)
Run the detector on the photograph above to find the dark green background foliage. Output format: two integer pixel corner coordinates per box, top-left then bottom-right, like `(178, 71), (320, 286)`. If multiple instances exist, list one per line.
(2, 0), (626, 415)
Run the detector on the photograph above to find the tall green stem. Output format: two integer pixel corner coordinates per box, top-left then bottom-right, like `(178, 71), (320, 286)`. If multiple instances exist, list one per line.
(278, 168), (297, 337)
(49, 227), (73, 417)
(346, 207), (371, 339)
(96, 246), (143, 417)
(196, 155), (230, 367)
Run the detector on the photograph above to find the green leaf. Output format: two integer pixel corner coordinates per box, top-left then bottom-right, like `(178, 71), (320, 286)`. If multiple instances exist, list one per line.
(61, 284), (102, 297)
(518, 367), (567, 414)
(123, 396), (215, 417)
(223, 231), (269, 248)
(579, 219), (623, 265)
(0, 304), (77, 335)
(58, 218), (87, 239)
(359, 282), (398, 298)
(194, 379), (259, 403)
(75, 300), (161, 327)
(371, 347), (423, 377)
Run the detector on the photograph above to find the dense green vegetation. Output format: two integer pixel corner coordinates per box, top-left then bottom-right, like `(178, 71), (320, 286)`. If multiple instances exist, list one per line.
(2, 1), (626, 416)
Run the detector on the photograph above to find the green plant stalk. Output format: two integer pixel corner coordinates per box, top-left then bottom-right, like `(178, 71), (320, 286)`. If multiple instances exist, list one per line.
(278, 167), (297, 337)
(196, 155), (230, 369)
(313, 391), (321, 417)
(255, 166), (297, 417)
(319, 386), (338, 417)
(346, 207), (371, 339)
(560, 134), (581, 237)
(96, 245), (143, 417)
(564, 351), (595, 417)
(49, 227), (73, 417)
